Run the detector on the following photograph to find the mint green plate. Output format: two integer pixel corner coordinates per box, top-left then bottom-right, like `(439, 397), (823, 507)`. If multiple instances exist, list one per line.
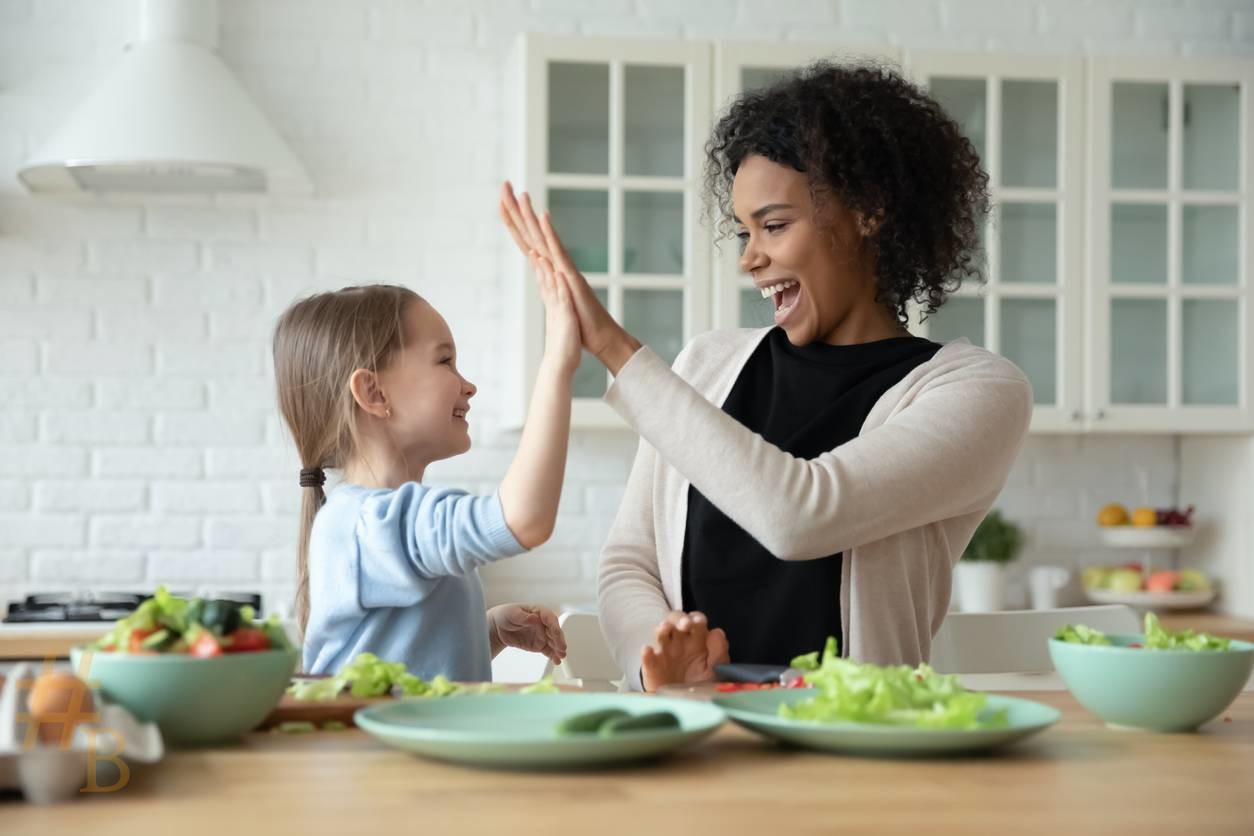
(713, 689), (1060, 756)
(354, 693), (725, 768)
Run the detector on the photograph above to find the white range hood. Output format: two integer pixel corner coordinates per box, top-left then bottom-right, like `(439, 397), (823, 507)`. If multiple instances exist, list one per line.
(18, 0), (312, 195)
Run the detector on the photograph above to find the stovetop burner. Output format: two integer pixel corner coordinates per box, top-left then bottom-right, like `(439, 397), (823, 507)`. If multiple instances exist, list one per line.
(2, 591), (264, 624)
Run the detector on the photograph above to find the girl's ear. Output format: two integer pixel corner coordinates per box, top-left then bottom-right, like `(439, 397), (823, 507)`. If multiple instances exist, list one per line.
(348, 368), (390, 418)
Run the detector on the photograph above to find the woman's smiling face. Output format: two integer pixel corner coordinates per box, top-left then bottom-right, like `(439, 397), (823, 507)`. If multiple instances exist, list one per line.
(732, 154), (891, 347)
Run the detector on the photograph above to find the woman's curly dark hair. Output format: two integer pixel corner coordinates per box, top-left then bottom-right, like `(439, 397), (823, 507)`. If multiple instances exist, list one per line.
(704, 60), (990, 324)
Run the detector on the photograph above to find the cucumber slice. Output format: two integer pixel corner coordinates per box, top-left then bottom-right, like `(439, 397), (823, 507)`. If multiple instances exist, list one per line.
(598, 711), (681, 737)
(554, 708), (631, 735)
(140, 629), (174, 650)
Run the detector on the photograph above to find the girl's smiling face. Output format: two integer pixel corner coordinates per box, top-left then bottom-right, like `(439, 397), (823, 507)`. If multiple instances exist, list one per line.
(374, 298), (477, 464)
(732, 154), (897, 347)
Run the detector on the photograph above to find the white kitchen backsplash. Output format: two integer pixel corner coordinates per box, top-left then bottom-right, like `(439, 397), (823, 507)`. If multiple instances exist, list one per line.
(1, 0), (1249, 615)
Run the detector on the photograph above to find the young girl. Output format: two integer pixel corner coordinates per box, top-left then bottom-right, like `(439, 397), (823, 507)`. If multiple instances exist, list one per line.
(272, 253), (576, 680)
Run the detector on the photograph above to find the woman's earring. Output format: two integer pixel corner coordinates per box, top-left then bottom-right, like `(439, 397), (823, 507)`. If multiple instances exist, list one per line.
(385, 407), (392, 419)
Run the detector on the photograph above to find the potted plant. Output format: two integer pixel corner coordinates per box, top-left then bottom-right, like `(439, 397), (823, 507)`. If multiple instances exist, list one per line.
(955, 509), (1024, 612)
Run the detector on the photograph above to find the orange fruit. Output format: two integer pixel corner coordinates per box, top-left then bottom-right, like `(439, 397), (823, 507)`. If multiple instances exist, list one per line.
(1097, 503), (1129, 526)
(27, 671), (96, 746)
(1131, 507), (1158, 527)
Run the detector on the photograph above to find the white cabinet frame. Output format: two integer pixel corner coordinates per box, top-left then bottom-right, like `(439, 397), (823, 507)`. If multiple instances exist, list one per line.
(505, 34), (711, 429)
(906, 51), (1087, 434)
(507, 35), (1252, 435)
(1086, 57), (1253, 433)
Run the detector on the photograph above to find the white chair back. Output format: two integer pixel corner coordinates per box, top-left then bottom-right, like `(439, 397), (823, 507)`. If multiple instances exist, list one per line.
(929, 605), (1140, 674)
(556, 611), (621, 690)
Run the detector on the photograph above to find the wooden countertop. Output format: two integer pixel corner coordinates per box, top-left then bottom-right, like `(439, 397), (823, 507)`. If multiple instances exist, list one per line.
(3, 612), (1251, 661)
(6, 689), (1252, 835)
(0, 623), (109, 660)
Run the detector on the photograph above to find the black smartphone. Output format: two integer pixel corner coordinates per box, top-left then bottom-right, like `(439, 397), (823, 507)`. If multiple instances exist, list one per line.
(713, 663), (790, 684)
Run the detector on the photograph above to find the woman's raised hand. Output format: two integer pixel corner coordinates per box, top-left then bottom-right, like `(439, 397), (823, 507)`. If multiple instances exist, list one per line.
(639, 611), (730, 693)
(499, 182), (640, 372)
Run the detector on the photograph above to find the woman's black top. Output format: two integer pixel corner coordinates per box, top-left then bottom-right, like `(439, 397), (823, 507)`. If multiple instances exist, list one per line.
(680, 327), (942, 664)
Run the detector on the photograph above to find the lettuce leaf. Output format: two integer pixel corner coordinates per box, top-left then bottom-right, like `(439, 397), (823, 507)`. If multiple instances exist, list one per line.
(287, 653), (504, 701)
(1143, 612), (1231, 651)
(520, 676), (559, 694)
(1056, 614), (1231, 651)
(779, 637), (1007, 730)
(1054, 624), (1112, 645)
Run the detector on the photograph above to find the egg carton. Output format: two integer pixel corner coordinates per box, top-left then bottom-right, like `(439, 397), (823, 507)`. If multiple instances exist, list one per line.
(0, 662), (163, 804)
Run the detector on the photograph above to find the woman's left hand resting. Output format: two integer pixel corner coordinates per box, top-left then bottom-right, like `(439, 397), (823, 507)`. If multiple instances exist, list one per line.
(488, 603), (568, 666)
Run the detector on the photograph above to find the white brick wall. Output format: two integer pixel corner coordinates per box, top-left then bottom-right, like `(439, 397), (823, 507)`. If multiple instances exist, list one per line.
(0, 0), (1248, 618)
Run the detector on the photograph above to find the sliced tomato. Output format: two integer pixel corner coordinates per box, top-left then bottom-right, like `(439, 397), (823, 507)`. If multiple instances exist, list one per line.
(127, 627), (156, 653)
(714, 682), (780, 692)
(190, 631), (223, 658)
(225, 627), (270, 653)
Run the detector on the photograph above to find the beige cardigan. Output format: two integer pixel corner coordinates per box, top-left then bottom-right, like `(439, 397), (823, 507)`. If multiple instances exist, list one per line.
(597, 328), (1033, 689)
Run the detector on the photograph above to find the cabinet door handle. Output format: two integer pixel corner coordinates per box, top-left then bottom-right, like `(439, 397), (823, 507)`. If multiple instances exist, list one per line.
(1094, 409), (1107, 420)
(1070, 410), (1083, 421)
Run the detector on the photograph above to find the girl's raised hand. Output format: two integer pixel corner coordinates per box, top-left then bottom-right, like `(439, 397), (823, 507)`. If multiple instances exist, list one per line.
(529, 249), (581, 377)
(500, 182), (635, 366)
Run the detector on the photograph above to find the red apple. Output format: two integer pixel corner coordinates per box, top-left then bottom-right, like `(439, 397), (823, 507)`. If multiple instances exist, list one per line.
(1146, 571), (1180, 594)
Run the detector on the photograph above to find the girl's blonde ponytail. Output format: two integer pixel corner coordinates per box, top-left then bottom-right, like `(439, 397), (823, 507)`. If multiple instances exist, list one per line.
(294, 480), (324, 640)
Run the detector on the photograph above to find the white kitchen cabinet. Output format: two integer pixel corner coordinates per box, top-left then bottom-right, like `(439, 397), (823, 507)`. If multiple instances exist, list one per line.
(1086, 58), (1253, 433)
(509, 35), (1251, 434)
(906, 52), (1087, 434)
(505, 34), (711, 428)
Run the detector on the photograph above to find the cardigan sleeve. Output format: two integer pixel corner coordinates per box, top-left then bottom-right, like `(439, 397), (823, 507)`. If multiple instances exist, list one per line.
(604, 346), (1032, 563)
(596, 436), (674, 691)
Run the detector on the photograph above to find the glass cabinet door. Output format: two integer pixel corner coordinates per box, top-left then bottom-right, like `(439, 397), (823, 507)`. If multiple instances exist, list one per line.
(911, 54), (1084, 432)
(517, 36), (712, 426)
(1090, 59), (1250, 431)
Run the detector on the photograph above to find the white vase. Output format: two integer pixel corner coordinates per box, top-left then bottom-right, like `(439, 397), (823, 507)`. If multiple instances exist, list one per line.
(956, 562), (1006, 613)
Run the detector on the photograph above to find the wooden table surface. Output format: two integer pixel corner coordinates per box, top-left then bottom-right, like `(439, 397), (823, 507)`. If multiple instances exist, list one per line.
(3, 612), (1251, 660)
(5, 689), (1252, 836)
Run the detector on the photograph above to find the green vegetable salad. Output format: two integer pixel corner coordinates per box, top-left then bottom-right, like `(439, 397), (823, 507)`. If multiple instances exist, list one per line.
(780, 637), (1007, 730)
(286, 652), (559, 700)
(86, 586), (292, 657)
(1055, 612), (1232, 652)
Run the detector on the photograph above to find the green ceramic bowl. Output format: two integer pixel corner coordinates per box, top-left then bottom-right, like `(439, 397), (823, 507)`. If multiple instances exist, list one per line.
(70, 646), (298, 746)
(1049, 634), (1253, 732)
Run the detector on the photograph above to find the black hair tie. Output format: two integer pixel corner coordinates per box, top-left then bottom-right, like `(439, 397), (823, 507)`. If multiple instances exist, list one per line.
(299, 467), (326, 488)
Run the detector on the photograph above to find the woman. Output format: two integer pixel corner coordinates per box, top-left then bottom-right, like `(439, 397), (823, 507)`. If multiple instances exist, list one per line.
(500, 60), (1032, 692)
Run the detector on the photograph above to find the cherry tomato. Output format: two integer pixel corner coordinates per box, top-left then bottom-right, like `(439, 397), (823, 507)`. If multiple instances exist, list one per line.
(190, 631), (223, 658)
(225, 627), (270, 653)
(127, 628), (156, 653)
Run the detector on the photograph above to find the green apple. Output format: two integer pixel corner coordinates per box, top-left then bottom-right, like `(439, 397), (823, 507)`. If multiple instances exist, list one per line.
(1176, 569), (1210, 592)
(1082, 567), (1109, 590)
(1106, 568), (1144, 593)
